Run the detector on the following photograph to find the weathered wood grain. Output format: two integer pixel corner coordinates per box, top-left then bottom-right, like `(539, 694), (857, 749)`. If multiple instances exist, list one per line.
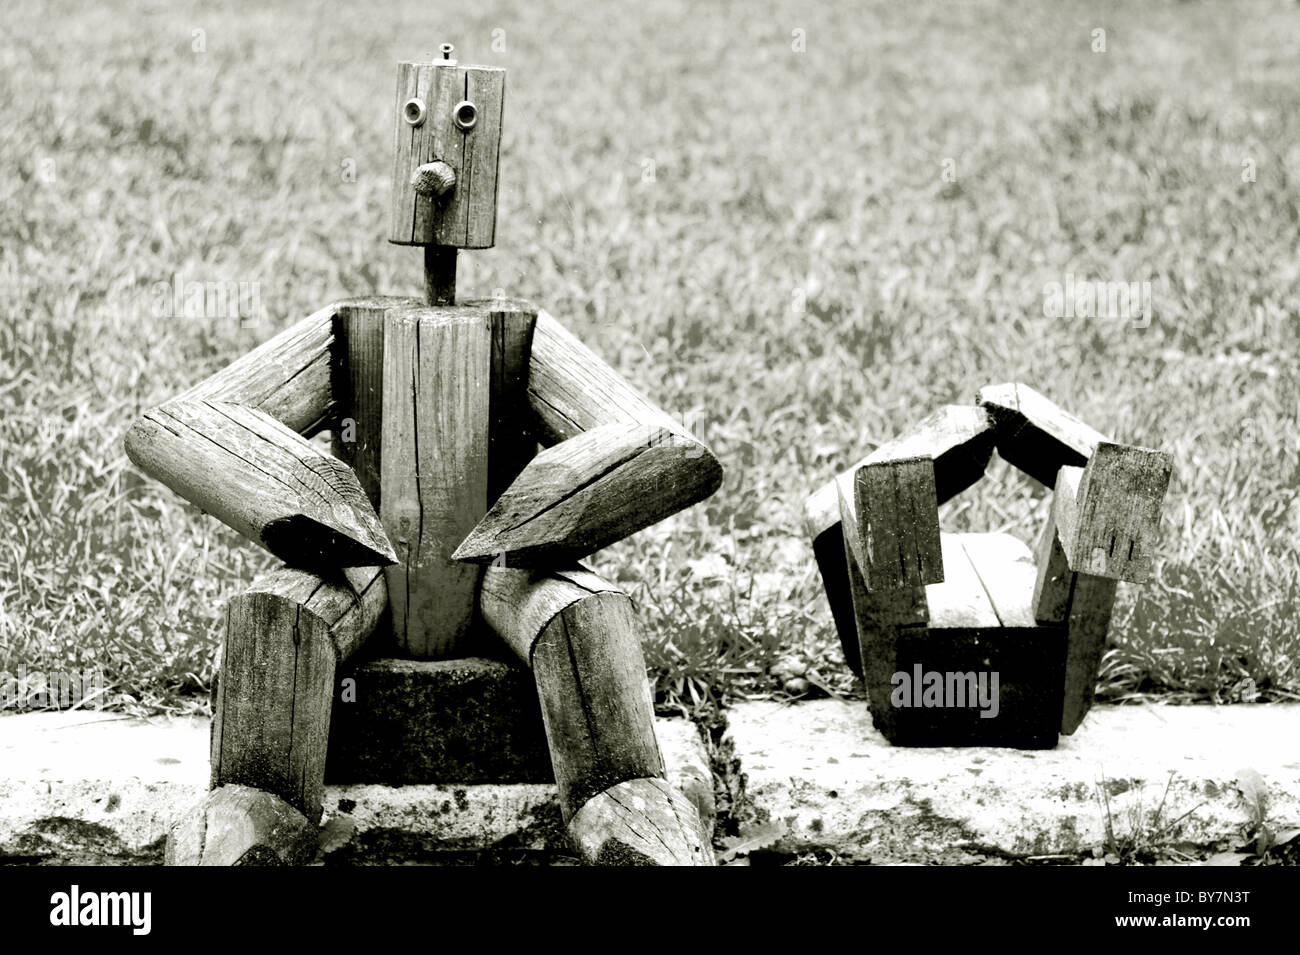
(1032, 512), (1073, 625)
(479, 565), (707, 863)
(380, 306), (491, 658)
(803, 403), (995, 543)
(1059, 572), (1118, 735)
(923, 533), (1001, 630)
(332, 299), (405, 508)
(854, 455), (944, 590)
(174, 303), (338, 437)
(844, 539), (906, 740)
(569, 777), (713, 866)
(977, 382), (1109, 488)
(865, 532), (1067, 748)
(864, 404), (995, 501)
(474, 297), (539, 503)
(1030, 513), (1122, 734)
(461, 66), (505, 248)
(837, 473), (927, 693)
(447, 308), (719, 563)
(210, 564), (387, 821)
(1053, 441), (1172, 583)
(526, 309), (681, 441)
(804, 404), (992, 670)
(166, 784), (317, 866)
(453, 421), (722, 565)
(531, 590), (664, 816)
(959, 533), (1039, 628)
(125, 399), (395, 569)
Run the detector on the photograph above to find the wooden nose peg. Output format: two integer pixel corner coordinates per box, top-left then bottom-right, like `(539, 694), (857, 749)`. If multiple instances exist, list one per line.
(411, 160), (456, 199)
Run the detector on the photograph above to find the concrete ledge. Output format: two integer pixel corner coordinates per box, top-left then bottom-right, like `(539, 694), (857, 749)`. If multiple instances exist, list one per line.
(727, 700), (1300, 862)
(0, 712), (712, 864)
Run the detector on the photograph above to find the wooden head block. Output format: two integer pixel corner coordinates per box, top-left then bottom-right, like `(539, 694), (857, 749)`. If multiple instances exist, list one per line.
(389, 60), (505, 248)
(1053, 441), (1172, 583)
(852, 456), (944, 591)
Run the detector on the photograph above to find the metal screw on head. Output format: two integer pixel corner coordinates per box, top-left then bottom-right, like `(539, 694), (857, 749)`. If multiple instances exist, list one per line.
(440, 43), (454, 60)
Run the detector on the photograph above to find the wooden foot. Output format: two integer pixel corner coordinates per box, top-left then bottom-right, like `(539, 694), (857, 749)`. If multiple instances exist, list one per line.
(165, 785), (317, 866)
(569, 778), (713, 866)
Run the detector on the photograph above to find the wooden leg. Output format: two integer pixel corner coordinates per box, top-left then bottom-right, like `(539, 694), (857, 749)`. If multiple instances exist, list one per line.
(480, 566), (714, 865)
(842, 532), (927, 741)
(210, 565), (387, 824)
(810, 523), (863, 677)
(1059, 572), (1118, 735)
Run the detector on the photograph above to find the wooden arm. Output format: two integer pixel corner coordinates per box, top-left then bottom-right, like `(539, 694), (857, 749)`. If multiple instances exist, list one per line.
(124, 303), (395, 569)
(173, 302), (339, 435)
(452, 310), (722, 565)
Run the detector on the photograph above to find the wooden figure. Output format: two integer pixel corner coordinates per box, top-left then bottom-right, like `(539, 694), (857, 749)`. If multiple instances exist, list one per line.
(126, 48), (722, 866)
(804, 383), (1172, 747)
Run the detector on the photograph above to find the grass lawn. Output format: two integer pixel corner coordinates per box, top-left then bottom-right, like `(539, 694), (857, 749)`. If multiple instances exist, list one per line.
(1, 0), (1297, 717)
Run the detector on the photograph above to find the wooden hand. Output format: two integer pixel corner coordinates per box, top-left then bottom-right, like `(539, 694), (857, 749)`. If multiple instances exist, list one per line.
(452, 310), (721, 566)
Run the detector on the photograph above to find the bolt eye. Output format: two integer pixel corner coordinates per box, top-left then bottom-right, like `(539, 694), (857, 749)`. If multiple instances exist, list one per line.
(403, 97), (427, 126)
(453, 100), (477, 131)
